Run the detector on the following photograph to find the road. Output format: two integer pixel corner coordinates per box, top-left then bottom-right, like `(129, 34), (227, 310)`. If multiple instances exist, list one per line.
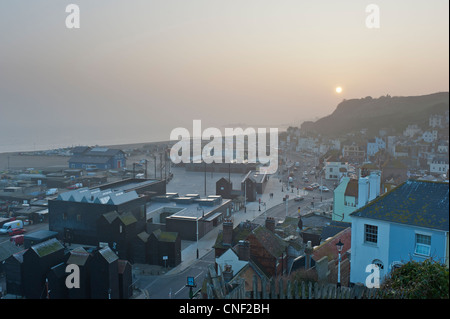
(0, 221), (49, 245)
(141, 250), (215, 299)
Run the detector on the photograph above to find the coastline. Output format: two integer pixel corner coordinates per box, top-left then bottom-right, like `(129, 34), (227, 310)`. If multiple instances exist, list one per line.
(0, 140), (172, 171)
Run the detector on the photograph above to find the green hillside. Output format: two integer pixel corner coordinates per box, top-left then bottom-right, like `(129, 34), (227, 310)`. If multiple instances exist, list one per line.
(301, 92), (449, 137)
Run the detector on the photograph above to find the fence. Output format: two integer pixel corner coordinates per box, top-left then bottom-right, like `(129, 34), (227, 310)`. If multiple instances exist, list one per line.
(204, 265), (403, 299)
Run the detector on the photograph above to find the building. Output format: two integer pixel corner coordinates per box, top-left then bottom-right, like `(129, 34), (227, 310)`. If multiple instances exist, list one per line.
(430, 155), (449, 176)
(89, 246), (120, 299)
(429, 114), (444, 128)
(48, 178), (165, 245)
(422, 130), (438, 143)
(349, 180), (449, 285)
(148, 229), (181, 267)
(146, 193), (232, 241)
(367, 137), (386, 157)
(118, 260), (133, 299)
(66, 246), (92, 299)
(324, 157), (348, 181)
(22, 238), (65, 299)
(403, 124), (422, 138)
(332, 171), (381, 223)
(69, 146), (126, 170)
(342, 144), (366, 164)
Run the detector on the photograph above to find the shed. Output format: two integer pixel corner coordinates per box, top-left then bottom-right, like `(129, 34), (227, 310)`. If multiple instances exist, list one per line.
(118, 260), (133, 299)
(4, 250), (27, 297)
(22, 238), (65, 299)
(89, 246), (120, 299)
(66, 246), (92, 299)
(47, 262), (68, 299)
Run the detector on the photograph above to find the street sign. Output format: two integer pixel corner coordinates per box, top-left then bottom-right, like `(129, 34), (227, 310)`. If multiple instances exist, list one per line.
(186, 276), (196, 288)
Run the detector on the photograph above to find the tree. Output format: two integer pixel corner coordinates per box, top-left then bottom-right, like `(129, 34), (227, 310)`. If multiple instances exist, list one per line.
(381, 259), (449, 299)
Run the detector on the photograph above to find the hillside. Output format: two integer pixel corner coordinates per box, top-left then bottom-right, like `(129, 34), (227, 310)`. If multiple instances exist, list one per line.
(301, 92), (449, 137)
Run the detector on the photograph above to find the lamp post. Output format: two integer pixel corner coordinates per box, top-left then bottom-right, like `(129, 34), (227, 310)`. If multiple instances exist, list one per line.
(336, 239), (344, 287)
(196, 207), (204, 259)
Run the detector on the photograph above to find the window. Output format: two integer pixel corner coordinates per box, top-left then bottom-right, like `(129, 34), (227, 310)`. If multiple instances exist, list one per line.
(372, 259), (384, 270)
(415, 234), (431, 256)
(364, 224), (378, 244)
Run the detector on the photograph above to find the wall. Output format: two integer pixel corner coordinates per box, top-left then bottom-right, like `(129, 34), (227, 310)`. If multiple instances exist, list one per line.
(350, 216), (390, 285)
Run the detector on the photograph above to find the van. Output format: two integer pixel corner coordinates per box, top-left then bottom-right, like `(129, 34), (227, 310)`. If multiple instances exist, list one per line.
(0, 220), (24, 234)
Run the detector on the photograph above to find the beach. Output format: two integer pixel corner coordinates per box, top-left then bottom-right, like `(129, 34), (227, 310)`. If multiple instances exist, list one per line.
(0, 141), (171, 171)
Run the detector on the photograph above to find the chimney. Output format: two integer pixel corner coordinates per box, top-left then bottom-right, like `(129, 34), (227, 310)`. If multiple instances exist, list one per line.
(222, 264), (233, 283)
(357, 177), (369, 208)
(368, 171), (381, 201)
(265, 217), (276, 232)
(238, 240), (250, 261)
(305, 241), (313, 269)
(222, 219), (234, 246)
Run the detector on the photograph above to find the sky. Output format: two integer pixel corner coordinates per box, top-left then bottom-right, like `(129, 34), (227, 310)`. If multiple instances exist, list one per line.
(0, 0), (448, 152)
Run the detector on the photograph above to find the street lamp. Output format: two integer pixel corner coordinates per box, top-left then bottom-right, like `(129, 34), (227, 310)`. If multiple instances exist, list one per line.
(336, 239), (344, 287)
(196, 207), (204, 259)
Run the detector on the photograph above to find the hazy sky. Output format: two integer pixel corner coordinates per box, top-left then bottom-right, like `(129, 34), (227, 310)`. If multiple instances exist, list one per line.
(0, 0), (448, 151)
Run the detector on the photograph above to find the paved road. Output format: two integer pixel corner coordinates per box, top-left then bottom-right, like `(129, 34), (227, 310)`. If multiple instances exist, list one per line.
(140, 250), (215, 299)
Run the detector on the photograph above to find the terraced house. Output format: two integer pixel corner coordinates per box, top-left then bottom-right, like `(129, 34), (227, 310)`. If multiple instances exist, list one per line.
(349, 180), (449, 285)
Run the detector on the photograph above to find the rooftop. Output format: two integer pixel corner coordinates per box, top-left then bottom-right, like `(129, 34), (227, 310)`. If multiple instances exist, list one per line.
(55, 179), (158, 205)
(350, 180), (449, 231)
(147, 193), (231, 220)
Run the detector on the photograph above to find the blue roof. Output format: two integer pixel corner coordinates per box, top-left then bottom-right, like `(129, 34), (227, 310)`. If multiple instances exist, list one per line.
(350, 180), (449, 231)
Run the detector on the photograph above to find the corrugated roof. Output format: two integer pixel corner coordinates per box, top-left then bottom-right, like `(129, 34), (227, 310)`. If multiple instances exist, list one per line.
(118, 212), (137, 226)
(98, 246), (118, 264)
(350, 180), (449, 231)
(31, 238), (64, 258)
(0, 241), (23, 261)
(152, 229), (178, 242)
(67, 247), (91, 266)
(136, 231), (150, 243)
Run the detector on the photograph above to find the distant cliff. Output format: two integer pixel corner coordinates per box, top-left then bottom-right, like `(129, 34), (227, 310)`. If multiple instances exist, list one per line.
(301, 92), (449, 137)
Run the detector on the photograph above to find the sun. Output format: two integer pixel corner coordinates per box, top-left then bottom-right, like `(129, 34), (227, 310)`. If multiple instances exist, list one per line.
(335, 87), (343, 94)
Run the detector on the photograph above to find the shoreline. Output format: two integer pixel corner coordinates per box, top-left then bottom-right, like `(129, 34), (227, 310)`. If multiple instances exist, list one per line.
(0, 140), (172, 171)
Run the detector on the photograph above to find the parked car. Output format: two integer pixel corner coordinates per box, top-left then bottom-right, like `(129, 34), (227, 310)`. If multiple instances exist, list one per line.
(10, 234), (24, 245)
(8, 228), (25, 236)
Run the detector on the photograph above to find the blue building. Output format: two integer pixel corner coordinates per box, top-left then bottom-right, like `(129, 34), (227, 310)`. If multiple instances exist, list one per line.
(69, 147), (126, 170)
(349, 180), (449, 285)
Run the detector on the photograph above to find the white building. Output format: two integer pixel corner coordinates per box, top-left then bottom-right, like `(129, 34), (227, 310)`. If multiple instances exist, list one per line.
(429, 114), (443, 128)
(403, 124), (422, 138)
(421, 130), (438, 143)
(430, 156), (449, 175)
(296, 137), (317, 152)
(324, 158), (348, 180)
(367, 137), (386, 157)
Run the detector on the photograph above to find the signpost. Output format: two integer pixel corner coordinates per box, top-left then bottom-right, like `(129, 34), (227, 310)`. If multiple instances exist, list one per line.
(186, 276), (197, 299)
